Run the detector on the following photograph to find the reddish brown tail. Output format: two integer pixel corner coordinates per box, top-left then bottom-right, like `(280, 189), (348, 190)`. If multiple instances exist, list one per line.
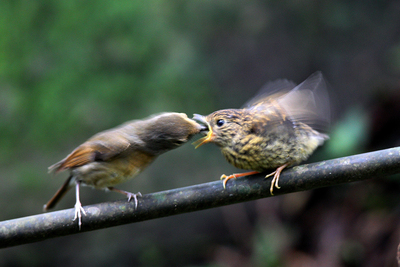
(43, 175), (74, 211)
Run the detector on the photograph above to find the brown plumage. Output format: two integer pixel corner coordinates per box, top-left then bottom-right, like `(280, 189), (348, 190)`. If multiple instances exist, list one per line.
(193, 72), (330, 195)
(45, 112), (203, 229)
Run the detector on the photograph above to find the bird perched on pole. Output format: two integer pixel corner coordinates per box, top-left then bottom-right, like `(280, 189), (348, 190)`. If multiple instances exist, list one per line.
(44, 112), (204, 229)
(193, 72), (330, 195)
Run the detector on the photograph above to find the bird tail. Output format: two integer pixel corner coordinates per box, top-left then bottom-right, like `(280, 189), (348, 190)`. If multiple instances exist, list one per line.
(48, 160), (64, 173)
(43, 175), (74, 211)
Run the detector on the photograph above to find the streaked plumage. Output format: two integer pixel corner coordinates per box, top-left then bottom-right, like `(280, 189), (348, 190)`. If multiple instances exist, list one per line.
(193, 72), (330, 194)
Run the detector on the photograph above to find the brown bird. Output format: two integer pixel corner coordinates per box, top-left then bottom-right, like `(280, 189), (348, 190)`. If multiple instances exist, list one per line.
(44, 112), (203, 229)
(193, 72), (330, 195)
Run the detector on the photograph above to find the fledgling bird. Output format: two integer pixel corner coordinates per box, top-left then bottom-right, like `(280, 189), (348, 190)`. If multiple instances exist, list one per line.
(193, 72), (330, 195)
(44, 112), (203, 229)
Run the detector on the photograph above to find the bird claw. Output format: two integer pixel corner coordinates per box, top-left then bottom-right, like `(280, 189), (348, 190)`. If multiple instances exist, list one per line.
(73, 200), (86, 230)
(108, 187), (142, 210)
(72, 181), (87, 230)
(266, 163), (289, 195)
(220, 174), (237, 189)
(220, 171), (260, 189)
(126, 192), (142, 209)
(265, 171), (276, 178)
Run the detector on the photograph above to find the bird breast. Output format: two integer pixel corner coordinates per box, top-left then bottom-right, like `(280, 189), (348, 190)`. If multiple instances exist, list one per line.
(71, 151), (155, 189)
(220, 124), (325, 172)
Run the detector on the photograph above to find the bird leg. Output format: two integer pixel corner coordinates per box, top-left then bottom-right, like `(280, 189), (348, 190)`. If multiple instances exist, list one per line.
(73, 181), (86, 230)
(265, 163), (289, 195)
(220, 171), (260, 189)
(108, 187), (142, 209)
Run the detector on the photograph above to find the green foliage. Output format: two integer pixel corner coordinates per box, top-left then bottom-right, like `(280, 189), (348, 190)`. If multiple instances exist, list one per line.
(0, 0), (215, 162)
(0, 0), (399, 266)
(325, 107), (370, 157)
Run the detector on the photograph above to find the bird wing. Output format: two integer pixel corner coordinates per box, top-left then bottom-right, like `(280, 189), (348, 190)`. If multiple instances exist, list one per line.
(244, 108), (297, 137)
(246, 72), (330, 134)
(49, 133), (131, 173)
(243, 79), (297, 108)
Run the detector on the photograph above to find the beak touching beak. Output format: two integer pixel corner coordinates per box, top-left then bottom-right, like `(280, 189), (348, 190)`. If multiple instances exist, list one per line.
(192, 114), (214, 148)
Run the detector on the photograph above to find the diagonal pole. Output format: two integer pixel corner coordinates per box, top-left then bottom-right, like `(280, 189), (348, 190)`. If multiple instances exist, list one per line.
(1, 147), (400, 248)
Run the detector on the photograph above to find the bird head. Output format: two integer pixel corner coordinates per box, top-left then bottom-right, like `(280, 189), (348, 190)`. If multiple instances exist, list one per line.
(192, 109), (244, 148)
(141, 112), (206, 154)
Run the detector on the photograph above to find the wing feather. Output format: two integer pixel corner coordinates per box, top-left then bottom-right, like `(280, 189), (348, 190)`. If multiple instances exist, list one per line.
(245, 72), (330, 135)
(49, 134), (131, 173)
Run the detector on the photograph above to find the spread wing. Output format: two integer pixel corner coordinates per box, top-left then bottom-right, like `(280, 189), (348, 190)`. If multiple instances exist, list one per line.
(243, 79), (297, 108)
(245, 72), (330, 135)
(49, 132), (131, 173)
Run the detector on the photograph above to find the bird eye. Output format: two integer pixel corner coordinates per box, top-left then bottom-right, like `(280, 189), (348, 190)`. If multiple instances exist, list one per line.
(216, 119), (225, 127)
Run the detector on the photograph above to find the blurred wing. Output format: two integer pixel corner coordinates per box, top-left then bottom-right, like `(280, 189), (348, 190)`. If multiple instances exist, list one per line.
(49, 134), (131, 172)
(276, 71), (330, 133)
(247, 111), (297, 138)
(243, 79), (297, 108)
(247, 72), (330, 134)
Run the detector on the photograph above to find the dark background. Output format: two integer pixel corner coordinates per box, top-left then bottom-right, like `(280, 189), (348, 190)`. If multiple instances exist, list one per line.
(1, 0), (400, 266)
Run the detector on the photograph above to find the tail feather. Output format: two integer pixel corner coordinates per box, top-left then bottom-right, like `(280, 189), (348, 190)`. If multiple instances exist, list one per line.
(43, 175), (74, 211)
(48, 160), (64, 174)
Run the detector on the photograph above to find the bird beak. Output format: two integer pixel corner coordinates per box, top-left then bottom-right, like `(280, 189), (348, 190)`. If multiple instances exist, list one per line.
(192, 114), (214, 148)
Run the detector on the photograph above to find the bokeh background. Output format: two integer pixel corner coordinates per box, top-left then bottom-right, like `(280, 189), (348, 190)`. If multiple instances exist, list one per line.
(1, 0), (400, 266)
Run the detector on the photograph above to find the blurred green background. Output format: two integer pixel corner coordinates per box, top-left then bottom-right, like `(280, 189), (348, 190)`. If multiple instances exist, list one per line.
(1, 0), (400, 266)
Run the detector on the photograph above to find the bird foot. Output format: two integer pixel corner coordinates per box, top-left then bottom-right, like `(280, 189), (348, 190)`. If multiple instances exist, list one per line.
(265, 163), (289, 195)
(108, 187), (142, 209)
(73, 199), (86, 230)
(220, 171), (260, 189)
(126, 192), (142, 209)
(73, 181), (86, 230)
(220, 174), (237, 189)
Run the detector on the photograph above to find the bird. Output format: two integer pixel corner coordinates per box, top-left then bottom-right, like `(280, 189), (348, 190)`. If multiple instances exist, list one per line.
(44, 112), (204, 229)
(192, 72), (330, 195)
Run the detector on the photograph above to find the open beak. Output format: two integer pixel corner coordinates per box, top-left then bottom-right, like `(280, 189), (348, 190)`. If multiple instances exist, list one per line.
(192, 114), (214, 148)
